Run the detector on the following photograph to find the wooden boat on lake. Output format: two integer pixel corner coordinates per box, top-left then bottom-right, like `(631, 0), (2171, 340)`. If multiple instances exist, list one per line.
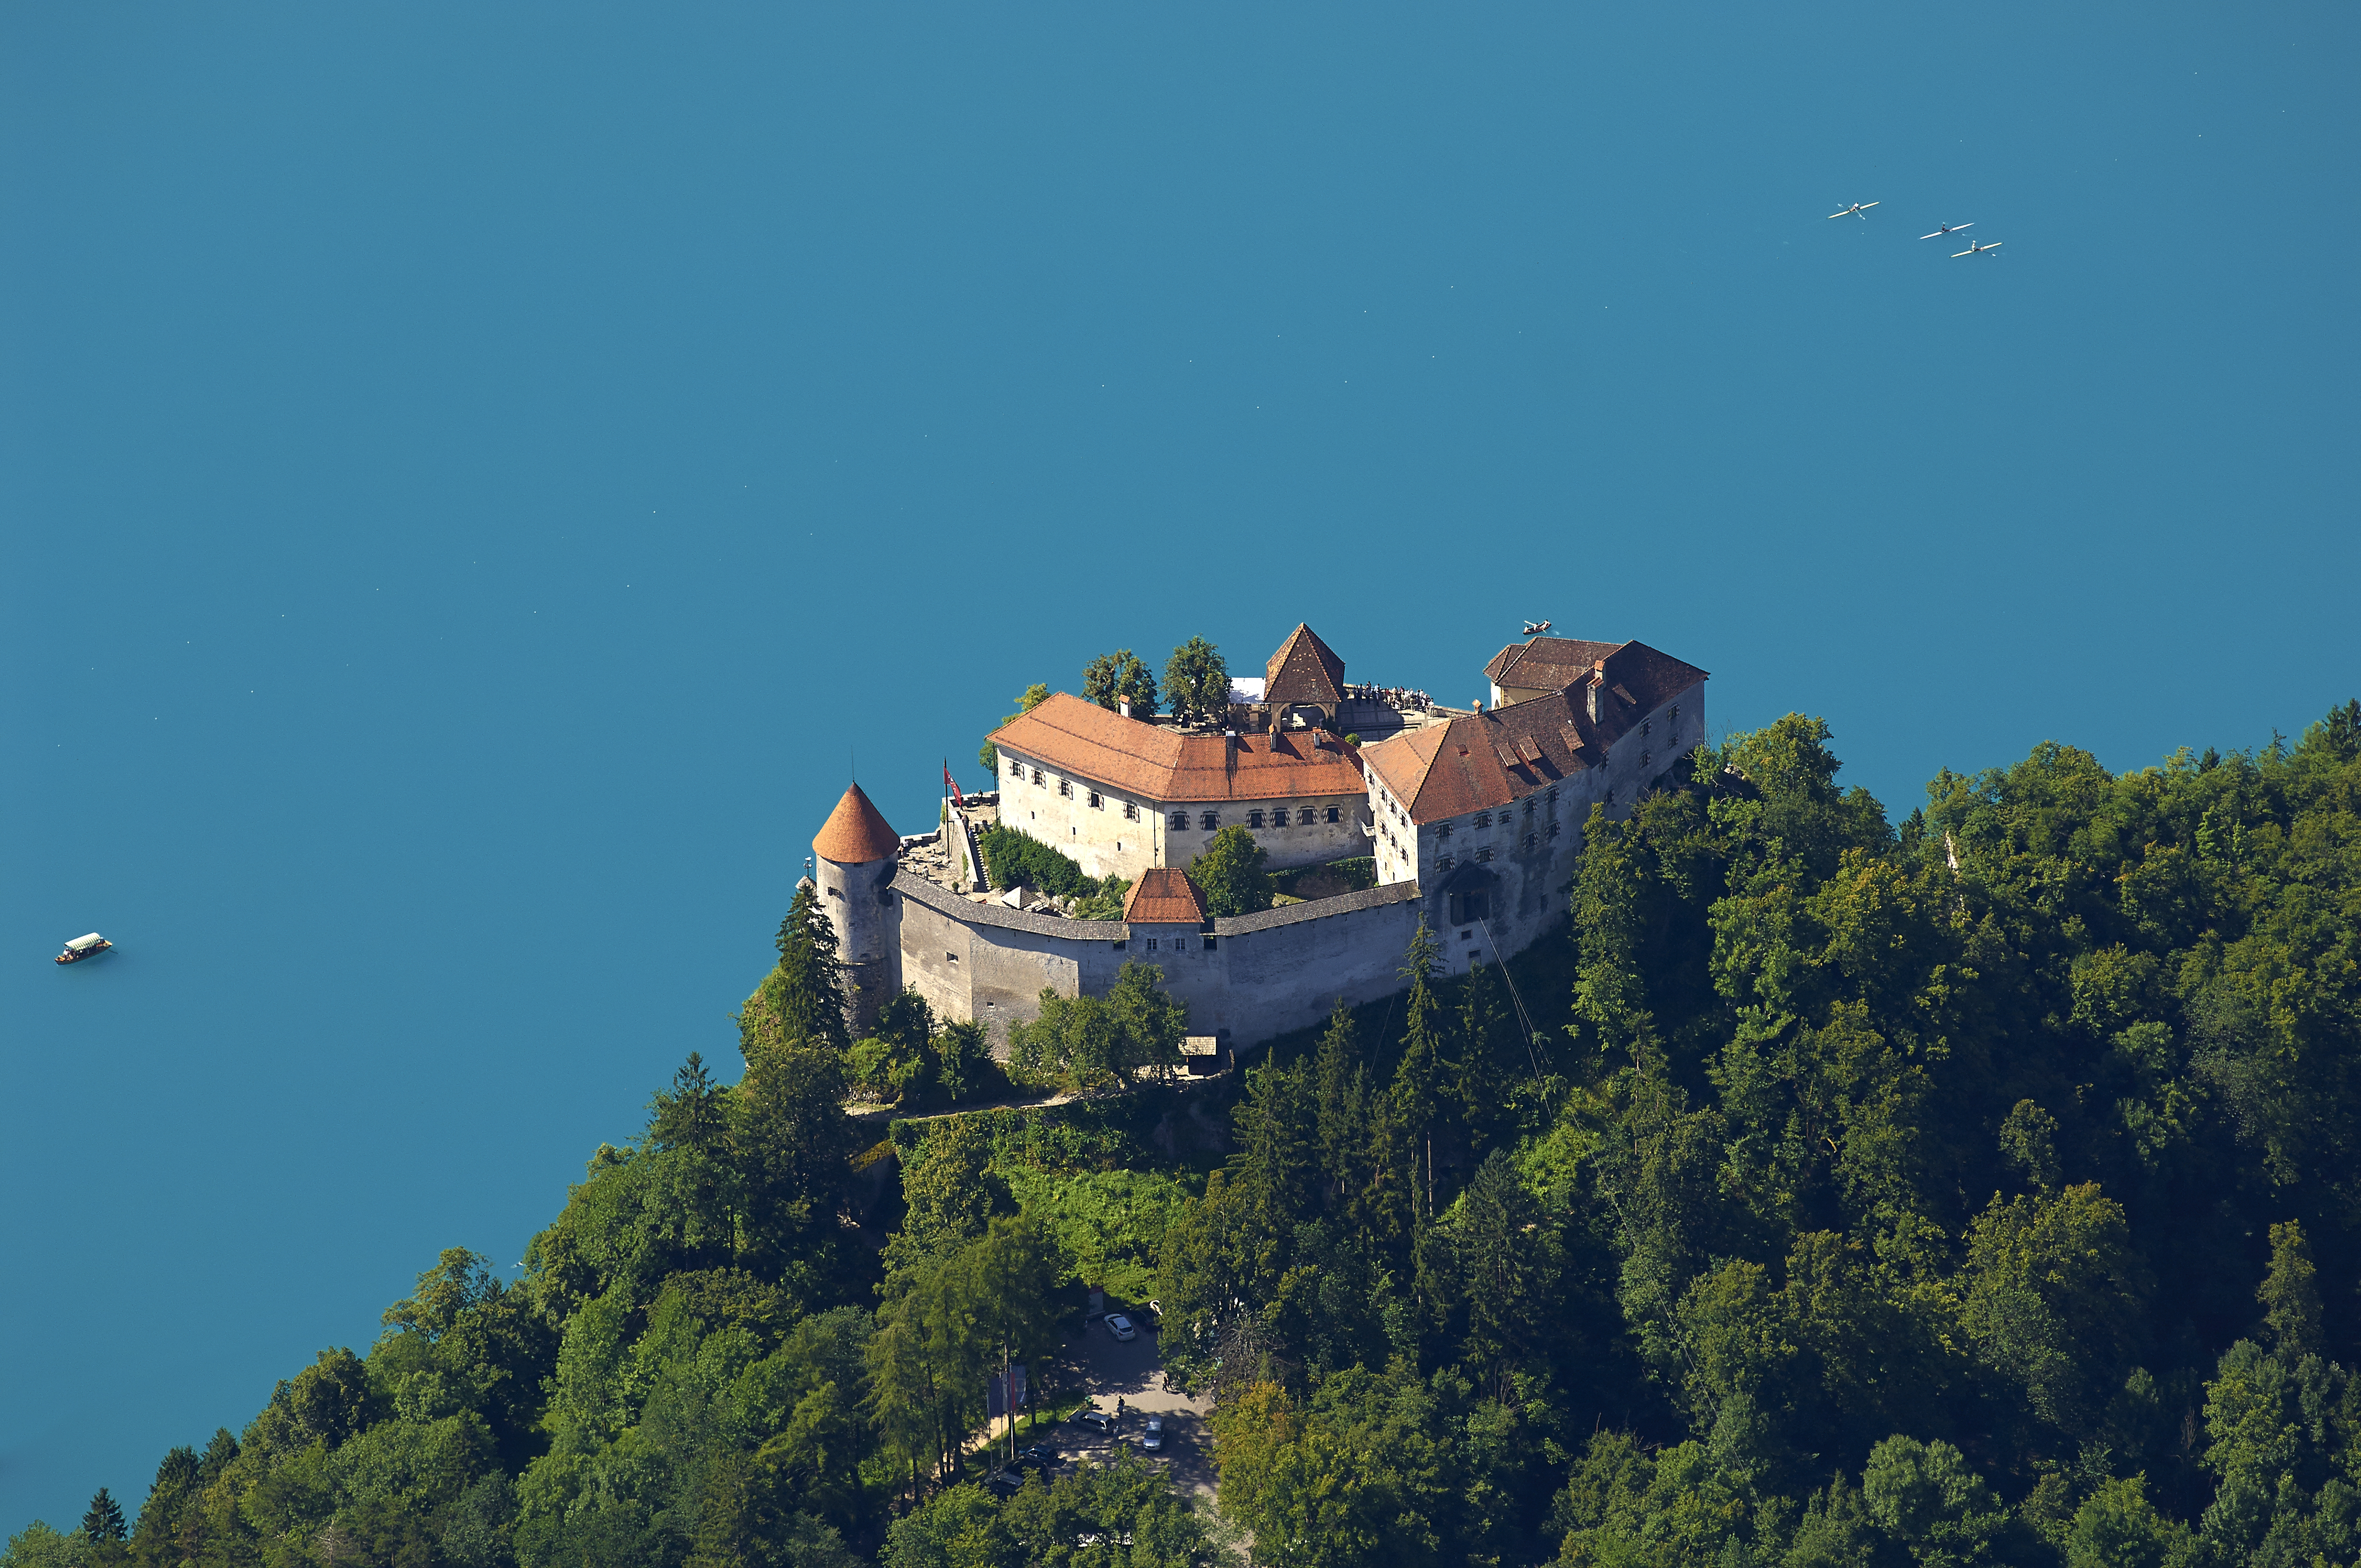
(55, 933), (112, 964)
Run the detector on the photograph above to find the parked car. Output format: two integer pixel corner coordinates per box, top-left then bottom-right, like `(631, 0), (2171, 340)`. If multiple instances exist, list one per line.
(983, 1470), (1025, 1498)
(1141, 1418), (1164, 1452)
(1106, 1314), (1138, 1342)
(1015, 1445), (1058, 1473)
(1074, 1408), (1114, 1435)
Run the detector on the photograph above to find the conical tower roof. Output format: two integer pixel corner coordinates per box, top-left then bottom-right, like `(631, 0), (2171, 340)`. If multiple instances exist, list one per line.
(813, 782), (900, 864)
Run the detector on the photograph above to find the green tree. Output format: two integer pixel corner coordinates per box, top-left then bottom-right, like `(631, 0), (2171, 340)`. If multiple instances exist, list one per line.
(2065, 1476), (2186, 1568)
(78, 1494), (122, 1545)
(1961, 1183), (2152, 1438)
(741, 881), (851, 1058)
(851, 989), (939, 1106)
(1228, 1058), (1316, 1231)
(1392, 923), (1447, 1219)
(1163, 638), (1230, 727)
(1859, 1436), (2014, 1564)
(979, 683), (1050, 774)
(2256, 1219), (2322, 1358)
(1082, 649), (1160, 718)
(735, 1032), (861, 1302)
(1313, 998), (1366, 1206)
(1, 1522), (89, 1568)
(1189, 825), (1273, 917)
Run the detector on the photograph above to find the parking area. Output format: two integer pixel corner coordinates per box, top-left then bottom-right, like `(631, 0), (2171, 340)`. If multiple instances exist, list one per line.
(1005, 1314), (1216, 1500)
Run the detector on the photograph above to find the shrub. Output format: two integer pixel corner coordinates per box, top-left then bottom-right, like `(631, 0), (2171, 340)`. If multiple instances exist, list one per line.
(978, 824), (1087, 897)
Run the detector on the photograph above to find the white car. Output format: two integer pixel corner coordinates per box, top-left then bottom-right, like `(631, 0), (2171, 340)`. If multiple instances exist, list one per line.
(1141, 1418), (1164, 1452)
(1106, 1314), (1137, 1342)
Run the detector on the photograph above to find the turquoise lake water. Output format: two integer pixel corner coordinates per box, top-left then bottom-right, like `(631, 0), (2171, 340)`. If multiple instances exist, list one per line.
(4, 0), (2355, 1531)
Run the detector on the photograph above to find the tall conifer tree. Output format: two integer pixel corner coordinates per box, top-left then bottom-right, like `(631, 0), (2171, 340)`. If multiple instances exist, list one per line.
(1392, 922), (1446, 1221)
(1314, 997), (1364, 1206)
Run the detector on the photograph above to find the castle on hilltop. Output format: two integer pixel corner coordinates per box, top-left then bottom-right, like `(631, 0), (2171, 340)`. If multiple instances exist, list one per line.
(810, 625), (1706, 1054)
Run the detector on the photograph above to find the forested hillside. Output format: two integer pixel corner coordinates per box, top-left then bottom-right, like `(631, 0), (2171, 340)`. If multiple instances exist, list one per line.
(13, 703), (2361, 1568)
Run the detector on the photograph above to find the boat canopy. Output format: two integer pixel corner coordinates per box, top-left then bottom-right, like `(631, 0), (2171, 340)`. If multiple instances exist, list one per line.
(65, 933), (105, 950)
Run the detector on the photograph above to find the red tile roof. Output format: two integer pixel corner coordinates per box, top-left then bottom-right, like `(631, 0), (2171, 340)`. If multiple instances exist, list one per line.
(1123, 867), (1209, 924)
(991, 692), (1366, 804)
(1485, 637), (1707, 704)
(814, 782), (901, 863)
(1366, 641), (1706, 824)
(1265, 624), (1346, 707)
(1485, 635), (1622, 689)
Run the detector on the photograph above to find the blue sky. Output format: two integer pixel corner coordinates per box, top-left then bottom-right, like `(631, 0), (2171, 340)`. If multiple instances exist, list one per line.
(2, 0), (2354, 1532)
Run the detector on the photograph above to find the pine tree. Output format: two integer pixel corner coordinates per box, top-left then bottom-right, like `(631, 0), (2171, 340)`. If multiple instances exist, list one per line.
(741, 881), (851, 1059)
(1392, 922), (1447, 1221)
(1314, 997), (1364, 1206)
(1228, 1058), (1315, 1227)
(82, 1486), (126, 1542)
(1455, 960), (1513, 1157)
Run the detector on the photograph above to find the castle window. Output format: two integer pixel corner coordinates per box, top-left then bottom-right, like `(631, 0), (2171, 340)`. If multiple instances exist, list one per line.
(1523, 832), (1536, 851)
(1642, 719), (1651, 738)
(1059, 779), (1073, 798)
(1476, 847), (1494, 863)
(1547, 785), (1560, 804)
(1523, 799), (1535, 816)
(1438, 855), (1454, 872)
(947, 951), (958, 963)
(1112, 941), (1127, 951)
(1009, 758), (1022, 778)
(1604, 788), (1615, 807)
(1124, 802), (1139, 821)
(1299, 808), (1315, 825)
(1669, 703), (1680, 732)
(1475, 812), (1491, 829)
(1032, 767), (1045, 786)
(1247, 809), (1265, 829)
(1640, 751), (1651, 770)
(1146, 938), (1158, 951)
(1169, 811), (1189, 830)
(1437, 821), (1454, 839)
(1548, 819), (1562, 839)
(1089, 791), (1103, 809)
(1201, 811), (1219, 830)
(1203, 935), (1218, 951)
(1324, 805), (1340, 823)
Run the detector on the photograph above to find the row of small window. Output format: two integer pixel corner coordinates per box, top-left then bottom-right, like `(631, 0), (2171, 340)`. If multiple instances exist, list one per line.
(1167, 806), (1342, 831)
(1432, 828), (1554, 872)
(1010, 761), (1143, 820)
(1108, 936), (1218, 952)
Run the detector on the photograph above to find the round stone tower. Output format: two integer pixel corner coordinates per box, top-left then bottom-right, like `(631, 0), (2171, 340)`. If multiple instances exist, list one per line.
(813, 781), (902, 1038)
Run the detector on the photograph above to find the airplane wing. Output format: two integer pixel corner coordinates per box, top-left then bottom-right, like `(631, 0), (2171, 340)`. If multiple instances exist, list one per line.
(1953, 247), (1976, 257)
(1827, 210), (1850, 219)
(1921, 230), (1943, 239)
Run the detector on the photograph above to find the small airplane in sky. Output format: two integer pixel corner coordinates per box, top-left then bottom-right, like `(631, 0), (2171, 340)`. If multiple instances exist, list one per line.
(1952, 239), (2004, 258)
(1827, 202), (1879, 220)
(1921, 222), (1974, 239)
(1522, 619), (1552, 635)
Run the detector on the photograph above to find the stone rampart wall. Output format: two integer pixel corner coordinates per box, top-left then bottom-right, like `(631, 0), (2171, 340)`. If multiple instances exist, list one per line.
(890, 872), (1431, 1054)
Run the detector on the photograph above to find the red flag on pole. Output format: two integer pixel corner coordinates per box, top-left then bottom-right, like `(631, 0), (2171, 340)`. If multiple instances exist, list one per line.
(944, 759), (964, 807)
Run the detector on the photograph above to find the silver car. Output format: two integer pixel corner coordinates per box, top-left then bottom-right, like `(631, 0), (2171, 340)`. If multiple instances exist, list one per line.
(1105, 1314), (1137, 1342)
(1141, 1417), (1164, 1452)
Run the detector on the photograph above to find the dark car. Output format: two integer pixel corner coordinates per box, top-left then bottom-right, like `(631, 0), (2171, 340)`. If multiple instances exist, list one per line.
(983, 1470), (1025, 1498)
(1014, 1444), (1058, 1473)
